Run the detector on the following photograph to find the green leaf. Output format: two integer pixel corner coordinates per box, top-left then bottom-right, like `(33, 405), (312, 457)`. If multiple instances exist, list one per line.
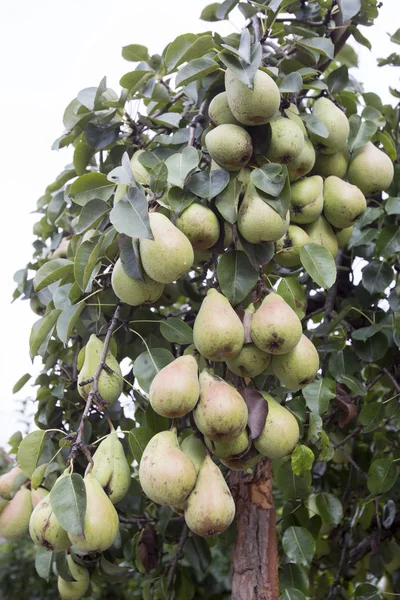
(219, 44), (262, 87)
(280, 564), (309, 596)
(337, 374), (367, 396)
(160, 318), (193, 344)
(18, 430), (47, 477)
(75, 200), (110, 234)
(30, 310), (62, 359)
(122, 44), (149, 62)
(165, 146), (200, 188)
(362, 261), (393, 294)
(200, 3), (220, 21)
(216, 0), (239, 18)
(74, 239), (102, 292)
(73, 141), (92, 176)
(298, 37), (334, 60)
(282, 526), (315, 567)
(301, 114), (329, 139)
(165, 34), (214, 72)
(217, 251), (258, 306)
(54, 552), (75, 582)
(359, 401), (385, 432)
(31, 464), (49, 490)
(175, 57), (219, 87)
(279, 72), (302, 93)
(250, 164), (286, 197)
(299, 243), (337, 290)
(129, 427), (154, 462)
(367, 459), (397, 495)
(149, 162), (168, 195)
(69, 173), (115, 206)
(35, 547), (53, 581)
(279, 588), (307, 600)
(34, 259), (74, 292)
(276, 461), (311, 500)
(119, 69), (153, 92)
(351, 26), (371, 50)
(385, 197), (400, 215)
(338, 0), (361, 21)
(377, 131), (397, 162)
(316, 493), (343, 525)
(110, 186), (153, 239)
(327, 65), (349, 93)
(168, 187), (196, 215)
(348, 115), (377, 152)
(391, 28), (400, 45)
(277, 277), (306, 318)
(56, 303), (85, 344)
(376, 225), (400, 258)
(394, 312), (400, 348)
(291, 445), (314, 477)
(353, 332), (388, 362)
(13, 373), (31, 394)
(187, 169), (230, 199)
(151, 112), (182, 128)
(146, 406), (170, 434)
(215, 175), (242, 224)
(50, 473), (86, 536)
(302, 378), (336, 415)
(354, 583), (380, 600)
(133, 349), (174, 392)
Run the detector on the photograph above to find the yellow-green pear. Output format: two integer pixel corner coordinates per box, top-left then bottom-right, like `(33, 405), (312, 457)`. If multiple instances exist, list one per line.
(226, 343), (271, 378)
(139, 212), (194, 283)
(149, 355), (199, 418)
(176, 203), (220, 250)
(225, 68), (280, 125)
(52, 238), (70, 259)
(336, 226), (353, 249)
(287, 138), (316, 182)
(309, 98), (349, 154)
(0, 487), (32, 540)
(275, 225), (310, 267)
(238, 182), (290, 243)
(91, 431), (131, 504)
(208, 91), (240, 126)
(29, 494), (70, 552)
(193, 289), (244, 361)
(130, 149), (149, 185)
(265, 117), (304, 164)
(253, 393), (299, 458)
(271, 334), (319, 389)
(205, 124), (253, 171)
(139, 429), (197, 506)
(324, 176), (366, 229)
(57, 555), (90, 600)
(68, 473), (119, 553)
(205, 430), (250, 459)
(251, 293), (302, 355)
(0, 497), (9, 514)
(284, 103), (308, 137)
(181, 435), (207, 473)
(78, 335), (123, 406)
(0, 465), (27, 500)
(312, 147), (349, 178)
(347, 141), (394, 195)
(290, 175), (324, 224)
(31, 487), (49, 507)
(303, 215), (338, 258)
(221, 445), (261, 470)
(193, 370), (248, 442)
(184, 456), (235, 536)
(111, 258), (163, 306)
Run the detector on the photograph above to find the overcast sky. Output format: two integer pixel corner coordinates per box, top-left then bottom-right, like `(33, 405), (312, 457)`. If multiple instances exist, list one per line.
(0, 0), (398, 448)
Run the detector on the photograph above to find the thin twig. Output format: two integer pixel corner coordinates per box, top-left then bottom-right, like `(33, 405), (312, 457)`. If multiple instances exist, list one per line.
(188, 100), (209, 147)
(382, 368), (400, 393)
(167, 523), (189, 589)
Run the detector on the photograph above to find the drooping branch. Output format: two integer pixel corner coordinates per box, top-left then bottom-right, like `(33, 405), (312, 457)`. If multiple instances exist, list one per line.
(349, 513), (400, 565)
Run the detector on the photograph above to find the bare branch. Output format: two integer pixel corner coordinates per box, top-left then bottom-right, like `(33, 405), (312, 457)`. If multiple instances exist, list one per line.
(188, 100), (209, 147)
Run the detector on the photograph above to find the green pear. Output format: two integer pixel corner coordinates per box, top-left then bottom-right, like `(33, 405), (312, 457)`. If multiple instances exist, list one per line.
(193, 370), (248, 442)
(181, 435), (207, 473)
(275, 225), (310, 267)
(205, 124), (253, 171)
(336, 225), (353, 249)
(287, 138), (316, 182)
(290, 175), (324, 224)
(176, 203), (220, 250)
(0, 465), (27, 500)
(284, 103), (308, 137)
(251, 293), (302, 355)
(149, 355), (199, 418)
(52, 238), (70, 259)
(57, 555), (90, 600)
(221, 445), (261, 470)
(226, 343), (271, 378)
(205, 430), (250, 459)
(184, 456), (235, 536)
(193, 289), (244, 361)
(238, 182), (290, 243)
(78, 335), (123, 406)
(31, 487), (49, 507)
(111, 258), (164, 306)
(303, 216), (338, 258)
(347, 141), (394, 195)
(29, 494), (70, 552)
(0, 497), (9, 514)
(68, 473), (119, 553)
(312, 147), (349, 178)
(91, 431), (131, 504)
(324, 176), (366, 228)
(253, 393), (299, 458)
(309, 98), (349, 154)
(225, 68), (280, 125)
(208, 91), (240, 126)
(139, 429), (197, 506)
(0, 487), (32, 540)
(271, 334), (319, 389)
(265, 117), (305, 164)
(139, 212), (194, 283)
(130, 149), (149, 185)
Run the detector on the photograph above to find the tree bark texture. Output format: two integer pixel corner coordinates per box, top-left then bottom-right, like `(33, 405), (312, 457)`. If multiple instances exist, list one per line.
(229, 459), (279, 600)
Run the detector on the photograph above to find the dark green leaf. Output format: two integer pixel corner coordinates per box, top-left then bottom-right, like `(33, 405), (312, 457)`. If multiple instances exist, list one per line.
(165, 34), (214, 72)
(160, 318), (193, 344)
(149, 161), (168, 195)
(75, 200), (110, 234)
(385, 197), (400, 215)
(277, 278), (306, 318)
(175, 57), (219, 87)
(122, 44), (149, 62)
(50, 473), (86, 536)
(69, 173), (115, 206)
(302, 378), (336, 415)
(35, 548), (52, 581)
(316, 493), (343, 525)
(132, 349), (174, 392)
(30, 310), (62, 359)
(214, 175), (242, 224)
(110, 186), (153, 239)
(12, 373), (31, 394)
(165, 147), (200, 188)
(298, 37), (334, 60)
(250, 164), (286, 197)
(34, 260), (74, 292)
(129, 427), (154, 462)
(353, 332), (389, 362)
(187, 169), (230, 199)
(362, 261), (393, 294)
(200, 3), (220, 21)
(367, 459), (397, 495)
(359, 402), (384, 432)
(327, 65), (349, 93)
(74, 239), (102, 291)
(17, 430), (47, 477)
(279, 72), (302, 93)
(376, 225), (400, 258)
(56, 304), (85, 344)
(217, 251), (258, 305)
(299, 243), (337, 289)
(282, 527), (315, 567)
(301, 114), (329, 139)
(348, 115), (377, 152)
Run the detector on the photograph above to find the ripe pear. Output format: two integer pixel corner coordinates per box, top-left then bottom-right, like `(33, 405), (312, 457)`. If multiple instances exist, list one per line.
(0, 497), (8, 514)
(303, 216), (338, 258)
(336, 225), (353, 249)
(57, 555), (90, 600)
(348, 141), (394, 195)
(225, 343), (271, 378)
(238, 182), (290, 243)
(287, 138), (316, 182)
(193, 370), (248, 442)
(324, 176), (367, 228)
(225, 68), (280, 125)
(149, 355), (199, 418)
(181, 435), (207, 473)
(0, 465), (27, 500)
(312, 147), (349, 178)
(68, 473), (119, 553)
(205, 430), (250, 459)
(251, 293), (302, 355)
(205, 124), (253, 171)
(208, 91), (240, 126)
(184, 456), (235, 536)
(139, 429), (197, 506)
(265, 117), (304, 164)
(91, 431), (131, 504)
(290, 175), (324, 224)
(310, 98), (349, 154)
(31, 487), (49, 507)
(253, 393), (299, 458)
(130, 149), (149, 185)
(193, 289), (244, 361)
(176, 203), (220, 250)
(78, 335), (123, 406)
(111, 258), (164, 306)
(139, 213), (194, 283)
(271, 334), (319, 389)
(275, 225), (310, 267)
(29, 494), (70, 552)
(0, 487), (32, 540)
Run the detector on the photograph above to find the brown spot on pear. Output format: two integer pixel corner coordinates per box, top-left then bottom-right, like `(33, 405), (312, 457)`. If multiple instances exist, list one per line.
(205, 124), (253, 171)
(275, 225), (310, 268)
(205, 430), (250, 459)
(0, 465), (27, 500)
(309, 98), (350, 154)
(238, 182), (290, 243)
(78, 335), (123, 406)
(208, 91), (240, 126)
(57, 555), (90, 600)
(271, 334), (319, 390)
(253, 393), (299, 458)
(91, 431), (131, 504)
(324, 176), (366, 229)
(302, 216), (338, 258)
(289, 175), (324, 224)
(29, 494), (70, 552)
(0, 487), (32, 540)
(111, 258), (164, 306)
(250, 293), (302, 355)
(312, 147), (349, 178)
(265, 117), (305, 164)
(225, 344), (271, 378)
(287, 138), (316, 182)
(225, 68), (280, 126)
(149, 355), (199, 418)
(176, 203), (220, 250)
(348, 141), (394, 195)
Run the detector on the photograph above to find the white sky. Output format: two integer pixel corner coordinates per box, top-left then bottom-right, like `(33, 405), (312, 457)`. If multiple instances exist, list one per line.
(0, 0), (398, 447)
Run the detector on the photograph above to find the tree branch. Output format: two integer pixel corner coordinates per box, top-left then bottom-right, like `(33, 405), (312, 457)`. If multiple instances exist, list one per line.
(349, 513), (400, 565)
(382, 368), (400, 394)
(188, 100), (209, 147)
(167, 523), (189, 589)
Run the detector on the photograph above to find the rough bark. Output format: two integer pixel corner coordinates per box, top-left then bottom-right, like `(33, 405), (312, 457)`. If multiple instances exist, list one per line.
(230, 459), (278, 600)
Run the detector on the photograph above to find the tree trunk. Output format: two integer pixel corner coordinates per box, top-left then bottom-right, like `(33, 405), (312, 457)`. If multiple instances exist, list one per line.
(229, 459), (279, 600)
